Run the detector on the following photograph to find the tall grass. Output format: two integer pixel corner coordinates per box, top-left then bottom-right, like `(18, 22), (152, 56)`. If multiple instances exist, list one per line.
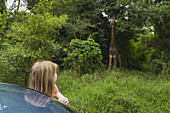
(56, 69), (170, 113)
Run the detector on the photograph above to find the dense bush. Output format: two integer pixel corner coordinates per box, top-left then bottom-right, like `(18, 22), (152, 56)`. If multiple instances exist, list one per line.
(152, 52), (170, 77)
(0, 1), (68, 86)
(64, 36), (103, 76)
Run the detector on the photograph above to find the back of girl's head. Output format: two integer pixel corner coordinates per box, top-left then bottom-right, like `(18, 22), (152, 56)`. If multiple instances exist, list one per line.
(29, 61), (58, 97)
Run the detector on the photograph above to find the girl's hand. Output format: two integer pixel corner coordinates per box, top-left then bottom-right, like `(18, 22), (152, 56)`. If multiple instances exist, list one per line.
(58, 97), (69, 104)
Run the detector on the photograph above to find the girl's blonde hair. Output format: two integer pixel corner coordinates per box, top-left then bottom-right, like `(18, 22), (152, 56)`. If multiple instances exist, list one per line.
(29, 61), (58, 97)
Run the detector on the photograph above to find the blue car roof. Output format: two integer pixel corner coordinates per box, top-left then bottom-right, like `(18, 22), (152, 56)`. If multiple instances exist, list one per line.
(0, 83), (71, 113)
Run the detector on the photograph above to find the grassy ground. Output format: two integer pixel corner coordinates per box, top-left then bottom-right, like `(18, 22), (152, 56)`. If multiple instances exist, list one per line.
(56, 68), (170, 113)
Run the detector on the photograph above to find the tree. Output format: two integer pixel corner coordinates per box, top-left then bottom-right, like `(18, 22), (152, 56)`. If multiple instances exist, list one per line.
(0, 0), (6, 13)
(0, 1), (68, 86)
(101, 0), (170, 69)
(51, 0), (104, 39)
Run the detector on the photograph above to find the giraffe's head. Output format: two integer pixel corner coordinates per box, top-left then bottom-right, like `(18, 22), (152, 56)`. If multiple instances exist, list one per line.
(110, 18), (115, 25)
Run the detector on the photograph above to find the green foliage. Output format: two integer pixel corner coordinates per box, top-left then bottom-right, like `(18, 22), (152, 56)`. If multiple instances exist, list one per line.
(124, 28), (156, 69)
(32, 0), (54, 14)
(1, 0), (169, 86)
(0, 1), (68, 86)
(51, 0), (109, 66)
(27, 0), (41, 10)
(152, 52), (170, 77)
(0, 0), (6, 13)
(103, 0), (170, 70)
(0, 11), (8, 48)
(52, 0), (104, 39)
(64, 36), (103, 76)
(57, 69), (170, 113)
(0, 11), (9, 69)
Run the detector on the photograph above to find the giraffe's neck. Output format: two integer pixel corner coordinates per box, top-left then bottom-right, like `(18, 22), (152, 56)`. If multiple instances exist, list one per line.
(110, 24), (115, 46)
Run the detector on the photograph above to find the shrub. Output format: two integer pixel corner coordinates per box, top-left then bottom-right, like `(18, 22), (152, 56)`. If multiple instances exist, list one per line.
(64, 36), (103, 76)
(0, 1), (68, 86)
(152, 51), (170, 78)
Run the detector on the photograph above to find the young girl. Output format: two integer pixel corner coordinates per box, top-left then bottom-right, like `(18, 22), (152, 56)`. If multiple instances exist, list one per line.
(29, 61), (69, 104)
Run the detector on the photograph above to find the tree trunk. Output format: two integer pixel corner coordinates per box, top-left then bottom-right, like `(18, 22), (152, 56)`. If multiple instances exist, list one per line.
(16, 0), (20, 12)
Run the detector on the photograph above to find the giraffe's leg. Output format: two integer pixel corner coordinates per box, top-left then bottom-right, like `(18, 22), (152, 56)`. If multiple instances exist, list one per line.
(113, 55), (117, 72)
(118, 54), (121, 71)
(108, 55), (112, 72)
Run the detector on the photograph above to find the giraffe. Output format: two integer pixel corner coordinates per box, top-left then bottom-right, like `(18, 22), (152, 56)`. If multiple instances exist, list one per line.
(108, 18), (121, 72)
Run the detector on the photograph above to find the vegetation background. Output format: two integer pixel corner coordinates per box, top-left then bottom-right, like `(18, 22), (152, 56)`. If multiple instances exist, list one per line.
(0, 0), (169, 112)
